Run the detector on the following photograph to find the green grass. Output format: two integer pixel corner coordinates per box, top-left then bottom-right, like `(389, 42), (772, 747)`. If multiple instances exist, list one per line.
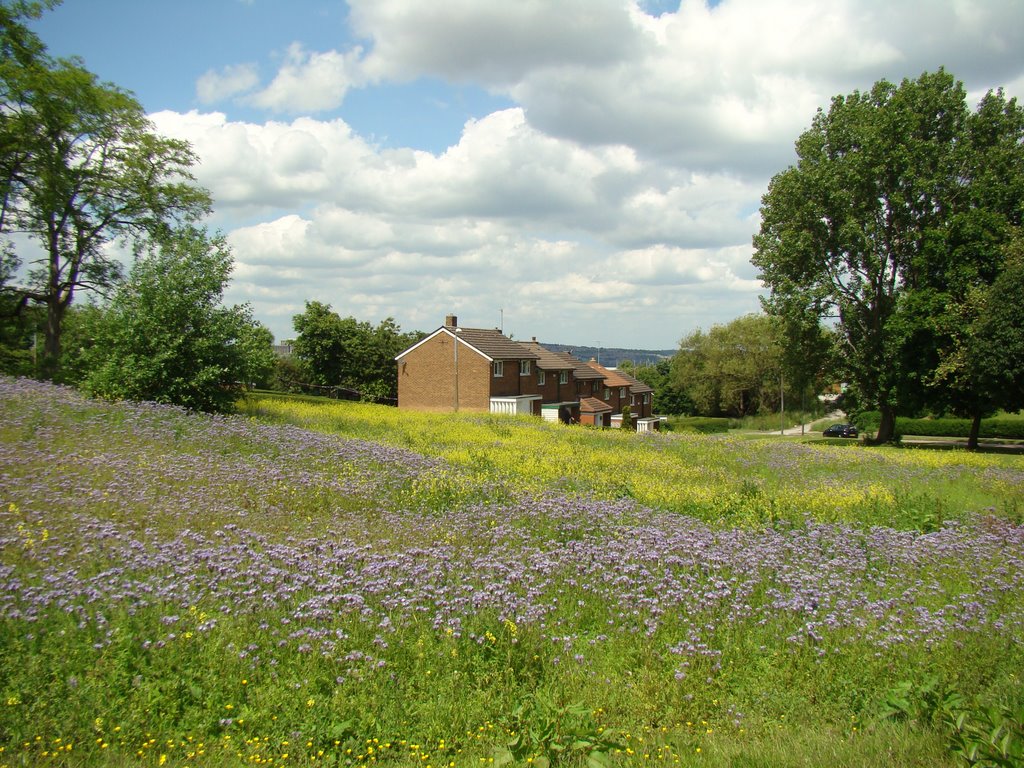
(1, 380), (1022, 767)
(239, 393), (1024, 530)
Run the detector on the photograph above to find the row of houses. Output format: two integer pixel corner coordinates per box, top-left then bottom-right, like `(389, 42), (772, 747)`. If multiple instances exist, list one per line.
(395, 315), (658, 430)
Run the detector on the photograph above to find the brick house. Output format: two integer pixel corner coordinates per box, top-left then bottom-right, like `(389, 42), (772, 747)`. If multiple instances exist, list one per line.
(396, 315), (541, 413)
(396, 315), (656, 428)
(619, 369), (655, 420)
(585, 361), (655, 421)
(516, 339), (594, 423)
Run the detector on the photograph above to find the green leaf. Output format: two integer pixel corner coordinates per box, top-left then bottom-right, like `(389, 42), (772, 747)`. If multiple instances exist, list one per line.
(492, 747), (514, 768)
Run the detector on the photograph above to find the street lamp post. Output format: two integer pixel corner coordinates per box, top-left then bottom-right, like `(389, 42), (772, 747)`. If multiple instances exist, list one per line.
(780, 372), (785, 435)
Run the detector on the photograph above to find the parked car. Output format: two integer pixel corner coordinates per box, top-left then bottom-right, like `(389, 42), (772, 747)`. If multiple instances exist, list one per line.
(823, 423), (858, 438)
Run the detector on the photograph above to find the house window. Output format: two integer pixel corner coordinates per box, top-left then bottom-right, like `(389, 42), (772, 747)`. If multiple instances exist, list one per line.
(604, 387), (611, 400)
(520, 360), (530, 376)
(538, 370), (546, 386)
(559, 370), (568, 385)
(493, 361), (504, 377)
(644, 394), (650, 404)
(620, 387), (626, 399)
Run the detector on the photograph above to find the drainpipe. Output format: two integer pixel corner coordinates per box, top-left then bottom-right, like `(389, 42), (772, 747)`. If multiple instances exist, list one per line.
(453, 328), (461, 411)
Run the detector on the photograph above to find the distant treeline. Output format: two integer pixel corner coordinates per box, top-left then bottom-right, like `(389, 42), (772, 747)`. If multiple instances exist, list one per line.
(540, 343), (674, 368)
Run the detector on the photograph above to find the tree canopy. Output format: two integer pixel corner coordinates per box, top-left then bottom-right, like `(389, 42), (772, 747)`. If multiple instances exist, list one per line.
(0, 2), (210, 377)
(291, 302), (423, 401)
(931, 234), (1024, 445)
(82, 227), (273, 413)
(672, 314), (788, 418)
(623, 359), (693, 416)
(753, 69), (1024, 444)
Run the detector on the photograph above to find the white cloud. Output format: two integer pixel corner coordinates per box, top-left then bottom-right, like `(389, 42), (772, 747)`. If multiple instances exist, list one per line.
(150, 110), (377, 210)
(151, 0), (1024, 347)
(196, 63), (260, 104)
(339, 0), (1023, 175)
(245, 43), (365, 113)
(350, 0), (643, 86)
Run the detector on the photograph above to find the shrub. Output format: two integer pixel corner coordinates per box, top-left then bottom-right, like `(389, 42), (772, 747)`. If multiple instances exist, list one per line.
(852, 413), (1024, 440)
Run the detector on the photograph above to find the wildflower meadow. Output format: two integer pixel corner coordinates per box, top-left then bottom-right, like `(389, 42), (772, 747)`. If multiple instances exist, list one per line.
(1, 378), (1022, 767)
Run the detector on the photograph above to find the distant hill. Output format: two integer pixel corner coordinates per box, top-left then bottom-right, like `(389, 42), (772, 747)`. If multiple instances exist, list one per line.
(540, 343), (675, 368)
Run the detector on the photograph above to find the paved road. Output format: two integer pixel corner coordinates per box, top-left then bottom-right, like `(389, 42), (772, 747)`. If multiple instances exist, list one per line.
(781, 410), (846, 436)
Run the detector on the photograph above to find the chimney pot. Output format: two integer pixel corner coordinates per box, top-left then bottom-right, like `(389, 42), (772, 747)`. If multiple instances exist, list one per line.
(445, 314), (458, 327)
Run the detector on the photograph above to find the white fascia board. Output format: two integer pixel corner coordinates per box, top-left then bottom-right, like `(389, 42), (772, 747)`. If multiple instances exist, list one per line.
(394, 327), (493, 362)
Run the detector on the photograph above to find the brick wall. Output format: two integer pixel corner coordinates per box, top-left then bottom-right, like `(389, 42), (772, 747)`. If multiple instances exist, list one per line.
(397, 333), (491, 411)
(489, 360), (540, 398)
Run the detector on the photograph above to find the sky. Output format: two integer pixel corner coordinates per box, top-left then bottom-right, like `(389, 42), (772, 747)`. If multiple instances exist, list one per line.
(29, 0), (1024, 349)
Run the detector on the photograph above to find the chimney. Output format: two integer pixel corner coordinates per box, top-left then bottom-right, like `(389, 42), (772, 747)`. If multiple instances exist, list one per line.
(445, 314), (458, 328)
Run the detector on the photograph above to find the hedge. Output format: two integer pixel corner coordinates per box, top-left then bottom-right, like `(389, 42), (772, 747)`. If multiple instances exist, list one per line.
(852, 411), (1024, 440)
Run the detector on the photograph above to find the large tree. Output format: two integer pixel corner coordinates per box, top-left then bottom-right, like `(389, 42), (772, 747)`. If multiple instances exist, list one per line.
(930, 233), (1024, 447)
(0, 2), (210, 377)
(291, 301), (422, 400)
(918, 89), (1024, 445)
(83, 227), (273, 413)
(672, 313), (785, 418)
(753, 69), (1022, 443)
(625, 359), (693, 416)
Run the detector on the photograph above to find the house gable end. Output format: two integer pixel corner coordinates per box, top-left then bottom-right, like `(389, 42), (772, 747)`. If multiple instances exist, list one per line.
(396, 327), (494, 363)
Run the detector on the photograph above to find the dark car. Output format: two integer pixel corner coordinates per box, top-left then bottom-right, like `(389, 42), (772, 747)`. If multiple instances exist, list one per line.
(823, 423), (858, 438)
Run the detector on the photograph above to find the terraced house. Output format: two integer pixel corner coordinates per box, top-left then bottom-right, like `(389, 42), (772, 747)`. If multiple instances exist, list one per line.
(395, 315), (658, 429)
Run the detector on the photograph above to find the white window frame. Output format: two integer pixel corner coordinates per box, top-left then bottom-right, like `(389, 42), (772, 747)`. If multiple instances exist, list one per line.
(559, 370), (569, 385)
(493, 361), (504, 377)
(538, 370), (546, 386)
(520, 360), (530, 376)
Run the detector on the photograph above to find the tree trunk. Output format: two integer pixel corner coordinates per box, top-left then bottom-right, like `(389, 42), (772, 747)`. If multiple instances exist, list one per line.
(967, 412), (982, 451)
(41, 297), (64, 380)
(869, 405), (897, 445)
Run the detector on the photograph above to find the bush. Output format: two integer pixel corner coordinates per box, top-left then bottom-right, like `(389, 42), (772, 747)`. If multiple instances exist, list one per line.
(852, 412), (1024, 440)
(852, 411), (881, 430)
(82, 227), (271, 414)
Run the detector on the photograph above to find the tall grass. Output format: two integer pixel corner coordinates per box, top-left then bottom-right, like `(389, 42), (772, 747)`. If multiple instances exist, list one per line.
(240, 393), (1024, 530)
(1, 379), (1022, 767)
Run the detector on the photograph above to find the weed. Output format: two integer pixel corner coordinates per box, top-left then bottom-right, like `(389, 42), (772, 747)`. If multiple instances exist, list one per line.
(494, 692), (624, 768)
(946, 697), (1024, 767)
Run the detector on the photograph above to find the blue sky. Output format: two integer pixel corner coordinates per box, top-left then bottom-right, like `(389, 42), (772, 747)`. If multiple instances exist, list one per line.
(28, 0), (1024, 348)
(33, 1), (515, 154)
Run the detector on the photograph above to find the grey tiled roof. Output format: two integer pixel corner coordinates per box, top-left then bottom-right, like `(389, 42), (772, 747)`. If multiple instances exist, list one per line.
(617, 369), (654, 394)
(452, 327), (538, 361)
(558, 352), (604, 380)
(587, 361), (653, 393)
(519, 340), (574, 371)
